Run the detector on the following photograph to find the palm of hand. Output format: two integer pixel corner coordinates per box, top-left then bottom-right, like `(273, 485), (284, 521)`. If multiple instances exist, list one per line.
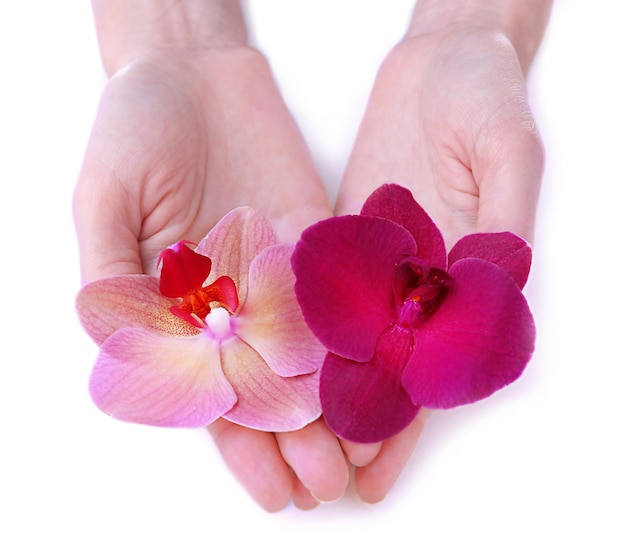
(337, 29), (543, 247)
(74, 47), (330, 281)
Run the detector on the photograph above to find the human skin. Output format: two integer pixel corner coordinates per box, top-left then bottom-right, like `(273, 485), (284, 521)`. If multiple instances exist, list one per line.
(336, 0), (552, 502)
(74, 0), (552, 510)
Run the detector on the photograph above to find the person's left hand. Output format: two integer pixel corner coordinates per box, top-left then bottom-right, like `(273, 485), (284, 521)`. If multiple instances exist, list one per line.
(334, 26), (544, 503)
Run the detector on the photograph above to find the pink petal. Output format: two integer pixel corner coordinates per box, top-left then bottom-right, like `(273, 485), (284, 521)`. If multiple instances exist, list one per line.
(89, 328), (237, 427)
(360, 183), (447, 269)
(320, 326), (420, 443)
(236, 244), (326, 377)
(221, 337), (321, 431)
(196, 207), (278, 307)
(292, 215), (417, 362)
(76, 275), (198, 345)
(401, 258), (535, 408)
(448, 232), (532, 289)
(158, 240), (212, 297)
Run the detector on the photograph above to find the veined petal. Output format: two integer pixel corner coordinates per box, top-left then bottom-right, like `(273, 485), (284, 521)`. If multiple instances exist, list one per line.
(236, 244), (326, 377)
(360, 183), (447, 269)
(89, 328), (237, 427)
(401, 258), (535, 408)
(448, 231), (532, 289)
(76, 275), (198, 345)
(320, 326), (420, 443)
(196, 207), (278, 307)
(293, 215), (417, 362)
(221, 337), (321, 431)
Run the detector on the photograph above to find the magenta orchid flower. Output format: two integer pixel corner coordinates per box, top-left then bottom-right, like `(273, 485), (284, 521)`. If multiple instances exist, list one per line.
(292, 184), (536, 443)
(76, 207), (325, 431)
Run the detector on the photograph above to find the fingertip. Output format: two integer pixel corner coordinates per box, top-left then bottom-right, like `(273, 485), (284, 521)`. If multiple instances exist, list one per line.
(340, 439), (382, 467)
(276, 418), (350, 504)
(291, 476), (320, 511)
(353, 467), (388, 504)
(354, 409), (429, 504)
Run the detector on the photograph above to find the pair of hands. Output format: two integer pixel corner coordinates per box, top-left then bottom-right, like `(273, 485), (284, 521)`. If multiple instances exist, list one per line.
(73, 27), (543, 511)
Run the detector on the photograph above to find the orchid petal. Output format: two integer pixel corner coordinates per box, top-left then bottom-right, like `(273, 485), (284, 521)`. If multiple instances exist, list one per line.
(196, 207), (278, 307)
(221, 337), (321, 431)
(204, 275), (239, 313)
(448, 231), (532, 289)
(158, 241), (212, 298)
(320, 326), (420, 443)
(236, 244), (326, 377)
(89, 328), (237, 427)
(76, 275), (198, 345)
(293, 215), (417, 362)
(401, 258), (535, 408)
(360, 183), (447, 269)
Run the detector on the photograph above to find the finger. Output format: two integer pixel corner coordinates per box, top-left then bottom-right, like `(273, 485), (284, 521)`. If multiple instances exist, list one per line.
(291, 475), (320, 511)
(477, 141), (544, 244)
(207, 419), (294, 512)
(473, 94), (545, 245)
(275, 418), (349, 503)
(354, 409), (429, 503)
(73, 179), (143, 283)
(339, 439), (382, 467)
(73, 125), (144, 283)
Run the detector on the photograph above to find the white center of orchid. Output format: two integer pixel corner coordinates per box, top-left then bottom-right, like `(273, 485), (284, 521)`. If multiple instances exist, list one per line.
(204, 307), (235, 341)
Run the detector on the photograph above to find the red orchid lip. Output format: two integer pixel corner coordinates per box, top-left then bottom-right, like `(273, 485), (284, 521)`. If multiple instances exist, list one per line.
(158, 240), (211, 298)
(158, 240), (240, 328)
(292, 183), (535, 443)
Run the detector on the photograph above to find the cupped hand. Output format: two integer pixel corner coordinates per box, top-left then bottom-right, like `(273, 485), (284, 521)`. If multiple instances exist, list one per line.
(74, 47), (331, 280)
(73, 46), (348, 511)
(335, 27), (544, 502)
(337, 27), (544, 246)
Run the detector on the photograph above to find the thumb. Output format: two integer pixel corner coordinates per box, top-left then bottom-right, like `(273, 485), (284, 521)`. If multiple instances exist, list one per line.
(474, 105), (545, 245)
(73, 159), (143, 284)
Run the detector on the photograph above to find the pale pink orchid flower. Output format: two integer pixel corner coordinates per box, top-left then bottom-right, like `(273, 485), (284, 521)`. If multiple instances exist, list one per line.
(76, 208), (325, 431)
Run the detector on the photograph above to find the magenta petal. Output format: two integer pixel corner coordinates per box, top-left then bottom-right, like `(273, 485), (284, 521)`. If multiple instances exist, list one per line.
(89, 328), (237, 427)
(158, 241), (212, 297)
(293, 215), (416, 362)
(320, 326), (420, 443)
(448, 232), (532, 289)
(401, 258), (535, 408)
(360, 183), (447, 269)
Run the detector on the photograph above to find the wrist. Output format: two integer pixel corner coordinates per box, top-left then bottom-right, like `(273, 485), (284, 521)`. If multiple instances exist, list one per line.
(406, 0), (553, 73)
(91, 0), (248, 76)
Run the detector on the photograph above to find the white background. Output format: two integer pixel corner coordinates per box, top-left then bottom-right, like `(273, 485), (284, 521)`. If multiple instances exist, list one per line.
(1, 1), (624, 555)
